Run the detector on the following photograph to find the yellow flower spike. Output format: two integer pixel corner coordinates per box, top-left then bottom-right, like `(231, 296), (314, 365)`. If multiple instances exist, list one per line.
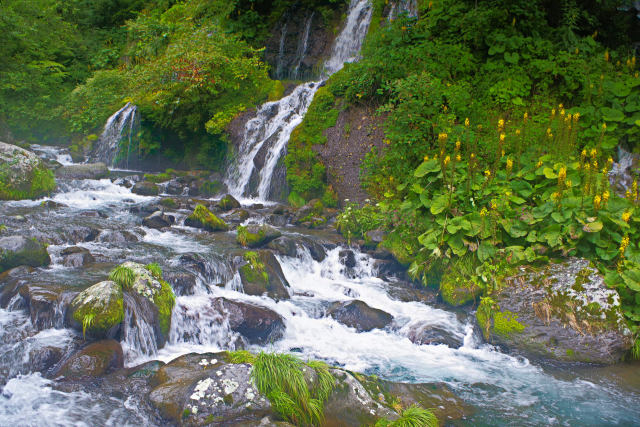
(464, 117), (470, 127)
(443, 155), (451, 166)
(558, 166), (567, 183)
(484, 170), (491, 178)
(551, 109), (556, 118)
(423, 155), (429, 161)
(602, 167), (608, 175)
(594, 195), (602, 210)
(626, 189), (633, 199)
(573, 112), (580, 122)
(581, 149), (587, 159)
(592, 159), (598, 169)
(617, 60), (621, 67)
(600, 74), (605, 81)
(480, 207), (488, 217)
(560, 109), (566, 116)
(536, 160), (543, 168)
(524, 112), (529, 121)
(567, 113), (572, 121)
(443, 105), (448, 112)
(515, 129), (521, 136)
(456, 154), (462, 162)
(585, 163), (591, 171)
(389, 176), (394, 182)
(603, 190), (610, 204)
(608, 156), (614, 165)
(622, 211), (632, 223)
(490, 201), (498, 210)
(566, 179), (572, 188)
(498, 119), (505, 130)
(455, 140), (461, 150)
(605, 50), (610, 62)
(506, 158), (513, 173)
(602, 123), (607, 131)
(590, 148), (598, 158)
(627, 59), (632, 68)
(501, 149), (505, 157)
(551, 191), (561, 202)
(559, 103), (564, 109)
(620, 236), (630, 254)
(575, 48), (579, 55)
(499, 133), (506, 143)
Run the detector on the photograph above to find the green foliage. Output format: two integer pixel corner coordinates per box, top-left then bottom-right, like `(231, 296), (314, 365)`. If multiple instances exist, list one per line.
(145, 262), (163, 280)
(154, 279), (175, 336)
(81, 312), (96, 340)
(187, 204), (229, 231)
(143, 173), (171, 184)
(251, 352), (334, 426)
(109, 265), (135, 290)
(0, 163), (56, 201)
(236, 226), (271, 249)
(242, 251), (269, 282)
(493, 310), (526, 337)
(477, 297), (497, 340)
(0, 225), (6, 233)
(375, 405), (438, 427)
(336, 202), (384, 244)
(227, 350), (257, 364)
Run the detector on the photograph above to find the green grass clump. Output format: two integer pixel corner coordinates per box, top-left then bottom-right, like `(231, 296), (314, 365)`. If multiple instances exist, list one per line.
(227, 350), (257, 364)
(186, 204), (229, 232)
(146, 262), (163, 280)
(375, 405), (438, 427)
(109, 265), (135, 290)
(143, 172), (171, 183)
(160, 198), (177, 208)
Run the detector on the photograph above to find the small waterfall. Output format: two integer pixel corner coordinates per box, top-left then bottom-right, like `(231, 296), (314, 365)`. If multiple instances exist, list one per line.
(275, 22), (288, 80)
(609, 145), (638, 193)
(389, 0), (418, 20)
(120, 293), (161, 362)
(225, 0), (373, 201)
(292, 12), (315, 80)
(90, 102), (139, 168)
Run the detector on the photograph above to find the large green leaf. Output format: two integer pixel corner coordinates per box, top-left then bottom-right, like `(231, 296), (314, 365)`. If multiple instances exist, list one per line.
(601, 107), (625, 122)
(414, 159), (440, 177)
(430, 194), (449, 215)
(583, 221), (603, 233)
(478, 241), (496, 261)
(447, 233), (467, 256)
(621, 269), (640, 292)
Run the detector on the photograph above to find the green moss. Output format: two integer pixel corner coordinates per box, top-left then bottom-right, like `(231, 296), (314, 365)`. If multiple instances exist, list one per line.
(186, 204), (228, 232)
(572, 268), (591, 292)
(159, 198), (177, 208)
(268, 80), (285, 102)
(0, 238), (51, 273)
(241, 251), (269, 283)
(476, 297), (496, 340)
(143, 172), (171, 183)
(236, 225), (276, 248)
(380, 234), (414, 266)
(439, 274), (481, 307)
(72, 284), (124, 337)
(566, 349), (576, 357)
(182, 408), (191, 419)
(227, 350), (257, 364)
(223, 394), (234, 405)
(493, 311), (526, 338)
(154, 279), (176, 336)
(218, 194), (239, 210)
(146, 262), (163, 280)
(0, 165), (56, 201)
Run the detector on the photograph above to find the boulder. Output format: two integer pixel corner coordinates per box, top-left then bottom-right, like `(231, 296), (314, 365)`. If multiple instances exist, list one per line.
(217, 194), (241, 211)
(238, 251), (290, 300)
(215, 298), (285, 345)
(339, 249), (357, 268)
(0, 266), (33, 308)
(236, 224), (282, 248)
(55, 163), (109, 180)
(97, 230), (138, 243)
(223, 208), (250, 223)
(406, 322), (464, 348)
(164, 271), (198, 296)
(0, 141), (56, 200)
(142, 211), (174, 229)
(60, 246), (94, 267)
(54, 340), (124, 379)
(68, 280), (124, 338)
(266, 236), (298, 258)
(184, 204), (229, 232)
(132, 181), (159, 196)
(0, 235), (50, 273)
(19, 284), (75, 330)
(478, 258), (633, 364)
(327, 300), (393, 332)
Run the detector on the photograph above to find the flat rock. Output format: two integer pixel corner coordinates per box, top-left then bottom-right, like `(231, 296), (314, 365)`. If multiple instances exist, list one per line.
(55, 163), (109, 180)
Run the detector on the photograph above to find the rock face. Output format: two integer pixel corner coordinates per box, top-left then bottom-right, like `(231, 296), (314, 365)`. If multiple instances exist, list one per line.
(236, 224), (282, 248)
(238, 251), (291, 300)
(149, 353), (271, 425)
(478, 258), (633, 364)
(69, 280), (124, 338)
(142, 211), (174, 229)
(0, 141), (56, 200)
(54, 340), (124, 379)
(19, 284), (74, 330)
(55, 163), (109, 180)
(0, 235), (50, 273)
(184, 204), (229, 232)
(327, 300), (394, 332)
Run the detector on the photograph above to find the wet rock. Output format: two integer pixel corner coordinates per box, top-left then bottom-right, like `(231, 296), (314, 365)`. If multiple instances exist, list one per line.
(479, 258), (633, 364)
(64, 226), (100, 243)
(60, 246), (94, 267)
(149, 353), (271, 425)
(184, 204), (229, 232)
(236, 224), (282, 248)
(164, 180), (185, 195)
(385, 281), (437, 305)
(0, 266), (33, 308)
(328, 300), (394, 332)
(0, 141), (56, 200)
(365, 229), (385, 245)
(406, 323), (464, 348)
(267, 236), (298, 258)
(68, 280), (123, 339)
(19, 284), (74, 330)
(40, 200), (66, 209)
(0, 235), (50, 273)
(266, 213), (288, 227)
(339, 249), (357, 268)
(238, 250), (290, 300)
(55, 340), (124, 379)
(142, 211), (174, 229)
(55, 163), (109, 180)
(29, 346), (66, 374)
(223, 208), (250, 223)
(215, 298), (285, 345)
(97, 230), (138, 243)
(217, 194), (241, 211)
(164, 271), (198, 296)
(132, 181), (159, 196)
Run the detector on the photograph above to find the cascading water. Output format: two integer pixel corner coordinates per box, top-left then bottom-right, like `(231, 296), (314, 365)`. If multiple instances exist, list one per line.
(292, 12), (315, 80)
(388, 0), (419, 20)
(275, 22), (288, 80)
(609, 145), (639, 192)
(90, 102), (139, 168)
(225, 0), (373, 201)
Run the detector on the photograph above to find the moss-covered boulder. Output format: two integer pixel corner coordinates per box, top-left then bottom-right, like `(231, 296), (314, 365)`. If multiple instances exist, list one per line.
(116, 261), (176, 337)
(0, 141), (56, 200)
(439, 272), (482, 307)
(217, 194), (241, 211)
(236, 224), (281, 248)
(238, 250), (290, 300)
(69, 280), (124, 338)
(185, 204), (229, 232)
(477, 258), (633, 364)
(0, 235), (50, 273)
(132, 181), (159, 196)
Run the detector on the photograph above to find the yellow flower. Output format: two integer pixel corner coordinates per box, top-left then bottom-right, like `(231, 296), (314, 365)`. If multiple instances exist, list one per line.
(498, 119), (505, 130)
(603, 190), (610, 204)
(567, 113), (572, 121)
(506, 158), (513, 172)
(536, 160), (543, 168)
(438, 133), (448, 141)
(590, 148), (598, 158)
(455, 140), (461, 150)
(622, 211), (632, 223)
(389, 176), (394, 182)
(608, 157), (614, 165)
(573, 113), (580, 122)
(515, 129), (521, 136)
(620, 236), (630, 254)
(558, 166), (567, 183)
(551, 109), (556, 118)
(605, 50), (610, 62)
(524, 112), (529, 121)
(464, 117), (470, 127)
(499, 133), (506, 143)
(490, 201), (498, 210)
(470, 153), (476, 160)
(484, 170), (491, 178)
(602, 123), (607, 131)
(443, 155), (451, 166)
(558, 103), (564, 109)
(592, 159), (598, 169)
(581, 149), (587, 159)
(566, 180), (572, 188)
(551, 191), (562, 202)
(594, 195), (602, 210)
(560, 109), (566, 117)
(626, 189), (633, 199)
(423, 155), (429, 161)
(456, 154), (462, 162)
(584, 163), (591, 171)
(480, 207), (488, 217)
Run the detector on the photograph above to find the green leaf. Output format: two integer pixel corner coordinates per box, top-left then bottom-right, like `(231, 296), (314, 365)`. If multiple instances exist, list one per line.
(414, 159), (440, 177)
(533, 203), (554, 219)
(478, 241), (496, 261)
(448, 233), (467, 256)
(543, 167), (557, 179)
(596, 246), (619, 261)
(583, 221), (603, 233)
(621, 269), (640, 292)
(429, 194), (449, 215)
(601, 107), (625, 122)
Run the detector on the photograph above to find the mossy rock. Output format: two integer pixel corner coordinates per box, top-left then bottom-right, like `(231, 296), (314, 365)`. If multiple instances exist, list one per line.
(236, 224), (282, 248)
(0, 141), (56, 200)
(380, 234), (413, 266)
(217, 194), (241, 211)
(0, 235), (50, 274)
(439, 274), (482, 307)
(238, 251), (290, 300)
(69, 280), (124, 338)
(185, 204), (229, 232)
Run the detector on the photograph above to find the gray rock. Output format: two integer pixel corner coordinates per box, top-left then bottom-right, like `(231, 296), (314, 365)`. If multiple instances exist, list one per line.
(132, 181), (159, 196)
(237, 224), (282, 248)
(238, 250), (290, 300)
(216, 298), (285, 345)
(0, 235), (50, 273)
(60, 246), (94, 267)
(142, 211), (174, 229)
(0, 141), (55, 200)
(406, 323), (464, 348)
(327, 300), (394, 332)
(55, 163), (109, 180)
(480, 258), (633, 364)
(164, 271), (198, 296)
(19, 284), (75, 330)
(68, 280), (123, 338)
(217, 194), (241, 211)
(54, 340), (124, 379)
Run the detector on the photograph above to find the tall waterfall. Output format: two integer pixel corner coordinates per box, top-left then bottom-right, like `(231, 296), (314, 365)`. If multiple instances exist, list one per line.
(90, 102), (139, 168)
(225, 0), (373, 201)
(292, 12), (315, 80)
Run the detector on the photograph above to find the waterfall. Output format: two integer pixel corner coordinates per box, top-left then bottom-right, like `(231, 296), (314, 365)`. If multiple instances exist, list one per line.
(225, 0), (373, 201)
(609, 145), (639, 193)
(389, 0), (418, 20)
(275, 22), (288, 80)
(90, 102), (139, 168)
(292, 12), (315, 80)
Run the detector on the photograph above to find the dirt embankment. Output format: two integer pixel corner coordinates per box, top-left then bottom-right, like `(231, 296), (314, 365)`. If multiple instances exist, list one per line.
(316, 105), (387, 205)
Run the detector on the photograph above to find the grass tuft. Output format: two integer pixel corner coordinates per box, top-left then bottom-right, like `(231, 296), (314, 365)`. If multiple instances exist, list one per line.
(146, 262), (163, 280)
(376, 405), (439, 427)
(227, 350), (257, 364)
(109, 265), (135, 290)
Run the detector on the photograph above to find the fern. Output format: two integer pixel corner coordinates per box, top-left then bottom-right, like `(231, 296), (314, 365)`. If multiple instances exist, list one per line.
(109, 265), (135, 290)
